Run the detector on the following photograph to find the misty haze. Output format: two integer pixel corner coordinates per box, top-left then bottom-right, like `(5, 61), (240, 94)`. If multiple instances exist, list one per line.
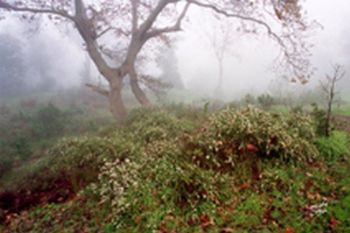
(0, 0), (350, 232)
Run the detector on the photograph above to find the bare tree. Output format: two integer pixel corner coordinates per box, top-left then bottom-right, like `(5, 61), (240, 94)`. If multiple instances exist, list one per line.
(198, 15), (240, 99)
(320, 64), (346, 137)
(0, 0), (315, 121)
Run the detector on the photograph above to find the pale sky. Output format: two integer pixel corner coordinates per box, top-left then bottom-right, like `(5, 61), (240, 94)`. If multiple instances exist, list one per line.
(177, 0), (350, 99)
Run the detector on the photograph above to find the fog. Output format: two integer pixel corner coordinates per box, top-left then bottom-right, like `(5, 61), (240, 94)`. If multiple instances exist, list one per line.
(177, 0), (350, 99)
(0, 0), (349, 101)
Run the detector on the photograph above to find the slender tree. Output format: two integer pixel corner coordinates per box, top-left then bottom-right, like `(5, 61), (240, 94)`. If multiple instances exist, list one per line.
(199, 16), (239, 99)
(0, 0), (314, 121)
(320, 64), (345, 137)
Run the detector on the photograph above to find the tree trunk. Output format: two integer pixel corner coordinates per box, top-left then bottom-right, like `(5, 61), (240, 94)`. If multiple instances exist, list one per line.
(325, 94), (333, 137)
(129, 68), (151, 106)
(109, 79), (127, 122)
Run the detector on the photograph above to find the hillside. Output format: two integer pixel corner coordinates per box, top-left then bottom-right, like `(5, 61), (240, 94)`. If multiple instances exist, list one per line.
(1, 104), (349, 233)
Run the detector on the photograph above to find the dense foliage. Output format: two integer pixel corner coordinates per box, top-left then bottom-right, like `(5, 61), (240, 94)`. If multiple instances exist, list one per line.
(184, 106), (318, 173)
(0, 101), (112, 179)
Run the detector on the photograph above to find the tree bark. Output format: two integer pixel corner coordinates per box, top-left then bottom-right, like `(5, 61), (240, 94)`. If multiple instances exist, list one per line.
(129, 67), (151, 106)
(109, 79), (127, 122)
(325, 83), (335, 137)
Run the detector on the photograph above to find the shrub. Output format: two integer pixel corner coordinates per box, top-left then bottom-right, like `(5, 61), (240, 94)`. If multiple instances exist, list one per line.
(11, 135), (32, 160)
(162, 103), (207, 124)
(257, 94), (275, 110)
(184, 106), (319, 173)
(126, 107), (189, 143)
(0, 155), (12, 178)
(31, 103), (65, 138)
(0, 111), (33, 169)
(316, 131), (349, 160)
(93, 139), (231, 231)
(311, 103), (328, 136)
(47, 132), (140, 189)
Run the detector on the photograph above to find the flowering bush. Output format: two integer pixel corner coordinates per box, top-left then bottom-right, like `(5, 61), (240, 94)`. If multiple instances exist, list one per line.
(94, 139), (231, 231)
(184, 106), (319, 172)
(44, 132), (141, 191)
(98, 157), (142, 213)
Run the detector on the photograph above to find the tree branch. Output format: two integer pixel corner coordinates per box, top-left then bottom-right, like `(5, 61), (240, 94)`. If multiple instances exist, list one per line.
(0, 0), (120, 83)
(0, 1), (75, 22)
(73, 0), (119, 82)
(96, 26), (113, 39)
(187, 0), (287, 50)
(146, 2), (190, 39)
(85, 83), (110, 97)
(138, 0), (174, 37)
(74, 0), (85, 17)
(130, 0), (139, 34)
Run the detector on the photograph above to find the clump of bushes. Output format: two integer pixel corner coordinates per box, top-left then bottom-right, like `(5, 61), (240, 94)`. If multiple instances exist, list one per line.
(162, 103), (207, 124)
(46, 132), (139, 190)
(94, 139), (231, 232)
(0, 102), (113, 179)
(31, 103), (66, 138)
(0, 155), (12, 178)
(126, 107), (190, 143)
(311, 103), (329, 136)
(257, 94), (275, 110)
(184, 106), (319, 173)
(0, 104), (66, 166)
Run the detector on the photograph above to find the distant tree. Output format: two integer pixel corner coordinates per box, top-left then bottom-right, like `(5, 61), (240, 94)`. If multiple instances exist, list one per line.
(201, 16), (239, 99)
(320, 64), (346, 137)
(157, 45), (184, 90)
(0, 0), (315, 121)
(0, 33), (26, 97)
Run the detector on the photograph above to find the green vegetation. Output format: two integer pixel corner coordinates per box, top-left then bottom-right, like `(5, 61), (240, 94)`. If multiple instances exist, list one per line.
(0, 99), (113, 182)
(316, 131), (349, 160)
(334, 104), (350, 117)
(0, 103), (350, 233)
(257, 94), (275, 110)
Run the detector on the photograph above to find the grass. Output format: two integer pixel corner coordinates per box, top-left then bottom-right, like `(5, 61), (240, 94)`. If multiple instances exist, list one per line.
(334, 104), (350, 117)
(269, 102), (350, 117)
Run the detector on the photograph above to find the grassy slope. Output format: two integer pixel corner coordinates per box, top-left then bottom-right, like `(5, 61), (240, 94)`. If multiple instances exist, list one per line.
(1, 105), (350, 233)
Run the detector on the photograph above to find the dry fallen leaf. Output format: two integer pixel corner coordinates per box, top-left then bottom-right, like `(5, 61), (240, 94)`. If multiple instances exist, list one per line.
(285, 226), (296, 233)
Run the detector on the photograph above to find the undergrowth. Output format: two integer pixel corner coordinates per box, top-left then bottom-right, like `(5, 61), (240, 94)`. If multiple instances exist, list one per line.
(1, 105), (349, 233)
